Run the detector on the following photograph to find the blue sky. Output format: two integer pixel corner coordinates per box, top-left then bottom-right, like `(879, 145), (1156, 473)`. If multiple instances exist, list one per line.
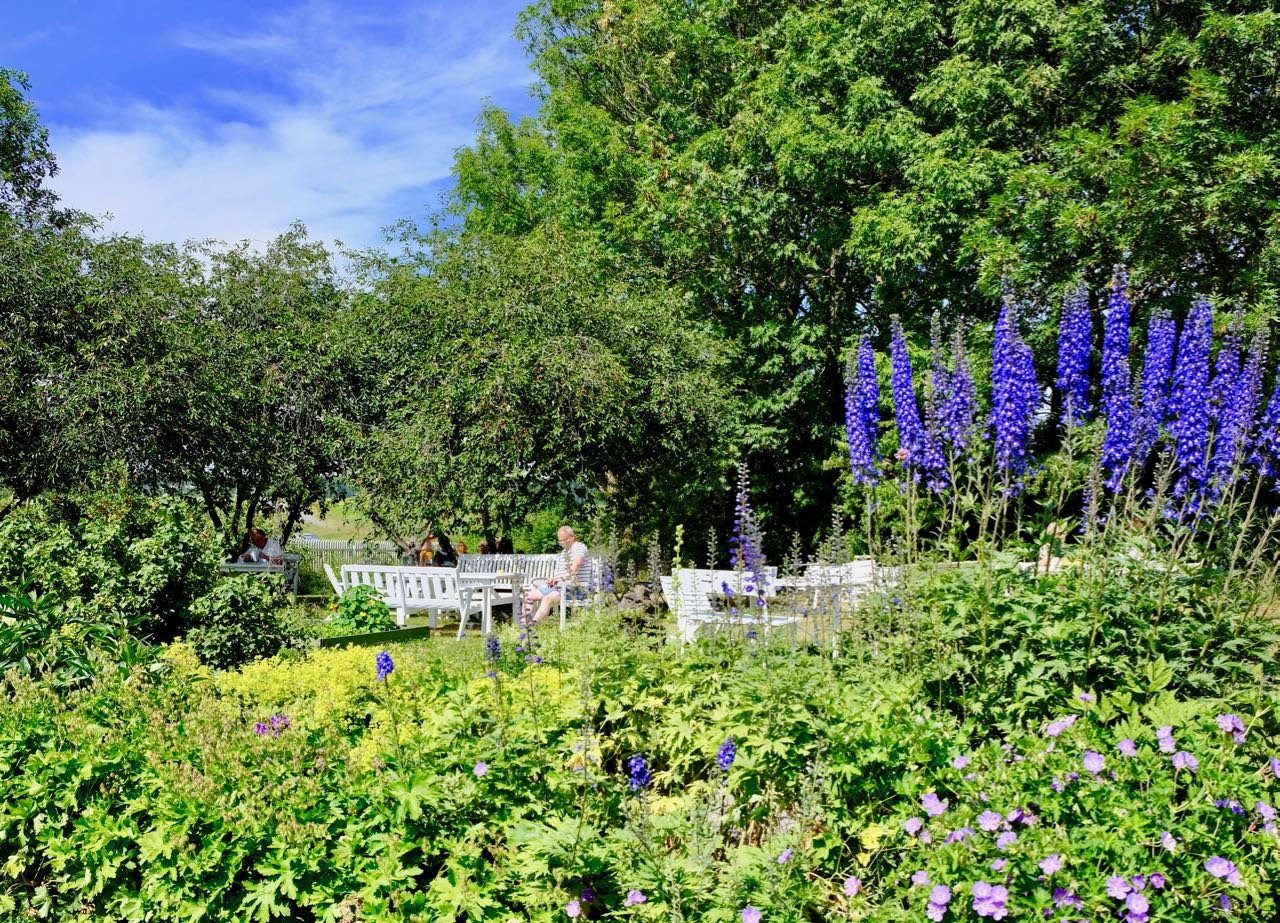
(1, 0), (539, 250)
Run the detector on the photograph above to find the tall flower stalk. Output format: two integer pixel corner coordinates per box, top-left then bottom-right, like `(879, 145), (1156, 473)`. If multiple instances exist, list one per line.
(844, 345), (877, 486)
(890, 316), (926, 469)
(1169, 297), (1214, 510)
(1133, 310), (1177, 466)
(991, 299), (1038, 487)
(1056, 282), (1092, 428)
(1100, 271), (1133, 490)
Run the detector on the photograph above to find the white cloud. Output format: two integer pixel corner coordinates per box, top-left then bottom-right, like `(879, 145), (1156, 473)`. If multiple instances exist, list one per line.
(46, 0), (535, 250)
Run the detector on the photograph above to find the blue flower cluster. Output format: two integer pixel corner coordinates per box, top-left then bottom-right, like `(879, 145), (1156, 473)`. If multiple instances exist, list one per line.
(1055, 282), (1092, 428)
(991, 301), (1038, 484)
(844, 345), (877, 486)
(1133, 310), (1176, 463)
(375, 650), (394, 682)
(1169, 298), (1214, 507)
(627, 754), (650, 793)
(1100, 272), (1133, 489)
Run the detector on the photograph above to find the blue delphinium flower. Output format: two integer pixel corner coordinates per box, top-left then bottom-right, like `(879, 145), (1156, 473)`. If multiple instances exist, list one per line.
(941, 327), (978, 456)
(918, 313), (951, 491)
(1169, 298), (1214, 508)
(375, 650), (394, 682)
(717, 738), (736, 773)
(1133, 310), (1177, 465)
(1251, 371), (1280, 478)
(1100, 270), (1133, 489)
(1056, 282), (1092, 427)
(858, 334), (880, 440)
(627, 754), (650, 793)
(890, 316), (926, 467)
(485, 634), (500, 663)
(730, 464), (768, 607)
(845, 347), (877, 485)
(992, 299), (1038, 484)
(1211, 323), (1268, 491)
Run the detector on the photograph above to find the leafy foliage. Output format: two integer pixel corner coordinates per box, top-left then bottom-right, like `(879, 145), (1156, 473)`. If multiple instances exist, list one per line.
(331, 584), (396, 634)
(0, 493), (222, 643)
(185, 574), (294, 670)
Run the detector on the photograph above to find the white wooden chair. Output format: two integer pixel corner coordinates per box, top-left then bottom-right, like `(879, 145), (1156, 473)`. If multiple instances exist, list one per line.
(323, 562), (345, 597)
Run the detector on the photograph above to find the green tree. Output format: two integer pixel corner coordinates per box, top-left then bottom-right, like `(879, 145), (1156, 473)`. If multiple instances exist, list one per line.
(348, 219), (732, 547)
(0, 68), (59, 219)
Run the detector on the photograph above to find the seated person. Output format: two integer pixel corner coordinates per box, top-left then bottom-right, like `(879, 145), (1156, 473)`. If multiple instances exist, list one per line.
(456, 540), (469, 556)
(240, 527), (284, 565)
(522, 526), (593, 625)
(432, 533), (459, 567)
(477, 540), (490, 555)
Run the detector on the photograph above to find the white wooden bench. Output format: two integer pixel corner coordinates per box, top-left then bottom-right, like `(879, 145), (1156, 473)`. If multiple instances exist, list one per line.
(664, 568), (798, 642)
(338, 564), (476, 628)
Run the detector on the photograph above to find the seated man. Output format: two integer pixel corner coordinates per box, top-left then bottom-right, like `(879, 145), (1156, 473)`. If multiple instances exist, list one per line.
(522, 526), (594, 625)
(239, 527), (284, 565)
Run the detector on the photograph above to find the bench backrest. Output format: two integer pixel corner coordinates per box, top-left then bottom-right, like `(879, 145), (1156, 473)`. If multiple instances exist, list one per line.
(805, 559), (878, 586)
(663, 574), (717, 618)
(459, 553), (561, 581)
(341, 565), (404, 605)
(687, 568), (779, 598)
(400, 566), (463, 607)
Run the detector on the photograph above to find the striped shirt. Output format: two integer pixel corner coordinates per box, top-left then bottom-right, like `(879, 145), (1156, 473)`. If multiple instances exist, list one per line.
(559, 540), (594, 590)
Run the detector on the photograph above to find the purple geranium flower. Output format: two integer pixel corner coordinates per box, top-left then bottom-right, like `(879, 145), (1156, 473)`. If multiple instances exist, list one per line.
(922, 792), (949, 817)
(996, 831), (1017, 851)
(844, 876), (862, 897)
(1118, 738), (1138, 757)
(912, 870), (930, 886)
(1083, 750), (1105, 774)
(971, 881), (1009, 920)
(1107, 876), (1132, 899)
(741, 908), (762, 923)
(927, 885), (952, 922)
(625, 890), (647, 906)
(905, 816), (924, 835)
(1039, 854), (1063, 875)
(1045, 715), (1078, 737)
(978, 810), (1003, 832)
(1206, 856), (1243, 887)
(1171, 751), (1199, 772)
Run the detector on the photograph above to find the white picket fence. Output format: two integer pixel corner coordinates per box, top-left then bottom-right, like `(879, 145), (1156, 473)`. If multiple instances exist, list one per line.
(288, 538), (403, 570)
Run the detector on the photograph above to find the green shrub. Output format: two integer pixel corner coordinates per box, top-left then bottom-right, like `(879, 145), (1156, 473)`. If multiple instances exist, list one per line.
(0, 585), (159, 690)
(0, 492), (222, 642)
(185, 574), (292, 670)
(894, 553), (1280, 729)
(330, 583), (395, 634)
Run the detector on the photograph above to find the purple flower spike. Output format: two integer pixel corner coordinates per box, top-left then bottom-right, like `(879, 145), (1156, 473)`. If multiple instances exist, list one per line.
(1134, 309), (1177, 463)
(1056, 282), (1092, 427)
(1169, 297), (1214, 509)
(1100, 269), (1134, 489)
(992, 298), (1038, 485)
(717, 738), (736, 773)
(375, 650), (394, 682)
(890, 316), (926, 468)
(845, 342), (879, 486)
